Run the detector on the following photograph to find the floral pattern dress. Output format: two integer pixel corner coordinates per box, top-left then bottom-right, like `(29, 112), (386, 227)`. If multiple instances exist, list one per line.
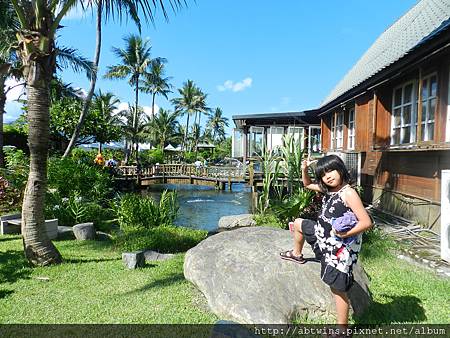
(315, 185), (362, 292)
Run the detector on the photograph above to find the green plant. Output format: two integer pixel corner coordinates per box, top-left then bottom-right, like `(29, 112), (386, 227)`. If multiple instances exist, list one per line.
(113, 191), (179, 231)
(47, 156), (114, 202)
(280, 134), (307, 194)
(140, 148), (165, 166)
(257, 150), (282, 214)
(272, 188), (315, 223)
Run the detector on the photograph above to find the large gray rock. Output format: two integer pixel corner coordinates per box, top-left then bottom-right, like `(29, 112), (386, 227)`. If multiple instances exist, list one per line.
(73, 222), (96, 240)
(184, 227), (371, 324)
(218, 214), (256, 229)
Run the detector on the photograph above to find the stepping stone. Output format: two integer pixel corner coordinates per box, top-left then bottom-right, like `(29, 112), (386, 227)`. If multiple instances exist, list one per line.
(73, 222), (95, 240)
(122, 251), (145, 269)
(143, 250), (174, 262)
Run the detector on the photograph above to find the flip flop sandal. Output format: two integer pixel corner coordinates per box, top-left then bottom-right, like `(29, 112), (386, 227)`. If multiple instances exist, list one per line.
(279, 250), (306, 264)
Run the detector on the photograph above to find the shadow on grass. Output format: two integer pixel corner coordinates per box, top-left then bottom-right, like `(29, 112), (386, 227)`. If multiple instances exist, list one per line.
(64, 257), (120, 264)
(126, 272), (185, 294)
(355, 295), (426, 324)
(0, 236), (20, 243)
(0, 250), (32, 288)
(0, 289), (14, 299)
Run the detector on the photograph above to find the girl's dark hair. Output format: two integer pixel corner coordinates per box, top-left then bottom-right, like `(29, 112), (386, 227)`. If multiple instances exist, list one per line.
(314, 155), (351, 192)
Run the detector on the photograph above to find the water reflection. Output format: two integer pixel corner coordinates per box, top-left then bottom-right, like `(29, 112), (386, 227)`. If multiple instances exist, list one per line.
(143, 184), (254, 232)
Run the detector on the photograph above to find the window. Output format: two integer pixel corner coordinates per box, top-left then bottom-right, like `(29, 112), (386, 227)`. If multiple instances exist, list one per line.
(268, 126), (284, 152)
(308, 126), (321, 154)
(331, 111), (344, 149)
(287, 126), (304, 149)
(347, 108), (355, 150)
(446, 68), (450, 142)
(420, 74), (437, 142)
(232, 128), (243, 158)
(249, 126), (264, 156)
(391, 81), (417, 144)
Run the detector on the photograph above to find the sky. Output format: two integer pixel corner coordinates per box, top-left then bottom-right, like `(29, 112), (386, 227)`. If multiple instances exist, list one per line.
(4, 0), (419, 135)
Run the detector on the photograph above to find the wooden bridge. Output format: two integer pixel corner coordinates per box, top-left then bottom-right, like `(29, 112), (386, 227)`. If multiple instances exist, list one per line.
(117, 164), (257, 190)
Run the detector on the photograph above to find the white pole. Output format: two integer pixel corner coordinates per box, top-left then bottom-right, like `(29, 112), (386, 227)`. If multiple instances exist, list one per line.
(441, 170), (450, 262)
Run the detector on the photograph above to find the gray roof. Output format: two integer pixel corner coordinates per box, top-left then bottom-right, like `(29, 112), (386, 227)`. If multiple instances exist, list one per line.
(321, 0), (450, 108)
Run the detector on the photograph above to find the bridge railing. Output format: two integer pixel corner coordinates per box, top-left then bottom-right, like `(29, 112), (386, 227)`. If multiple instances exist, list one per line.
(118, 164), (246, 180)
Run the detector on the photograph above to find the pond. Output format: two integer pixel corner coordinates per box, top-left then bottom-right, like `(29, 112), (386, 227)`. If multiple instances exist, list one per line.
(143, 184), (255, 232)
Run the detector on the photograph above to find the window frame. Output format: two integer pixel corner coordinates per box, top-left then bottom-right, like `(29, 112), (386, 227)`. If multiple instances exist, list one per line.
(390, 80), (418, 145)
(287, 126), (305, 149)
(331, 111), (344, 149)
(347, 108), (356, 150)
(419, 72), (437, 142)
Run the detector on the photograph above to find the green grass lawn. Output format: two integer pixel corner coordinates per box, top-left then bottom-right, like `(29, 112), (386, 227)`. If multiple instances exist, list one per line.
(0, 236), (217, 324)
(0, 231), (448, 324)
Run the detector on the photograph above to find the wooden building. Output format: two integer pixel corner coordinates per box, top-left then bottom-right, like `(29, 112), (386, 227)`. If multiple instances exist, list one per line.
(318, 0), (450, 231)
(231, 110), (321, 161)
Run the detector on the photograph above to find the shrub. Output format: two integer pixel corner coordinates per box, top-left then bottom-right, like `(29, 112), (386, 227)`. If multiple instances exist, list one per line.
(112, 225), (207, 253)
(140, 149), (164, 166)
(113, 191), (179, 231)
(47, 157), (114, 202)
(45, 190), (112, 227)
(253, 213), (285, 229)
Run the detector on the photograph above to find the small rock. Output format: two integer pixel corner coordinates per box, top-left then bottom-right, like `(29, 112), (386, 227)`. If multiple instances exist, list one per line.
(35, 276), (50, 282)
(96, 231), (112, 241)
(73, 223), (96, 240)
(122, 251), (145, 269)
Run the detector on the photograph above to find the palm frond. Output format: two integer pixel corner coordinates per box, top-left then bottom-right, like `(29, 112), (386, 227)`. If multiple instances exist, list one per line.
(55, 46), (95, 80)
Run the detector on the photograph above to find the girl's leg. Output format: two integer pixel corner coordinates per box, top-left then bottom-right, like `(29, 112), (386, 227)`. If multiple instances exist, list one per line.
(331, 287), (349, 328)
(292, 218), (305, 256)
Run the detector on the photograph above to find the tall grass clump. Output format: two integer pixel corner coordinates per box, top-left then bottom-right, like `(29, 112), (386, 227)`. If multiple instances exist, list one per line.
(114, 191), (179, 231)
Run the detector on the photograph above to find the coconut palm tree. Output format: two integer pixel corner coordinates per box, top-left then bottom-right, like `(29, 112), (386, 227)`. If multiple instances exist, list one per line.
(191, 87), (210, 152)
(63, 0), (185, 158)
(149, 108), (179, 150)
(142, 59), (172, 117)
(105, 34), (165, 165)
(8, 0), (186, 266)
(207, 107), (229, 143)
(119, 104), (150, 161)
(171, 80), (202, 151)
(91, 90), (122, 152)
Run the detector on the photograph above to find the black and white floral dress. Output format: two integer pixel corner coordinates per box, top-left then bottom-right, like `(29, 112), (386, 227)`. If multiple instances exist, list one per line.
(314, 185), (362, 292)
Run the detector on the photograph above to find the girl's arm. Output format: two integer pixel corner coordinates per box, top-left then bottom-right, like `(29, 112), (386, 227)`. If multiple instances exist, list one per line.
(335, 187), (372, 238)
(301, 159), (322, 192)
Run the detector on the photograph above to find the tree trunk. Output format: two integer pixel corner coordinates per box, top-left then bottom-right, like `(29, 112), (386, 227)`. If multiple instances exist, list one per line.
(124, 139), (129, 164)
(63, 1), (103, 158)
(151, 92), (156, 117)
(184, 114), (190, 151)
(98, 142), (102, 153)
(22, 60), (62, 266)
(0, 73), (7, 168)
(133, 77), (140, 166)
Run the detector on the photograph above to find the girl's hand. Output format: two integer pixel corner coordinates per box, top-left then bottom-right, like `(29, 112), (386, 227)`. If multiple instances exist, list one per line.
(301, 157), (317, 170)
(334, 230), (349, 238)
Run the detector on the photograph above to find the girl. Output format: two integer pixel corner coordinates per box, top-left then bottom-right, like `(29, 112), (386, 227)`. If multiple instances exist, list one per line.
(280, 154), (372, 327)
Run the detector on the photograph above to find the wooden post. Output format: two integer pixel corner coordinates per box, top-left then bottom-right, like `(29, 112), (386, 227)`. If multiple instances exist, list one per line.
(228, 176), (232, 191)
(249, 162), (254, 187)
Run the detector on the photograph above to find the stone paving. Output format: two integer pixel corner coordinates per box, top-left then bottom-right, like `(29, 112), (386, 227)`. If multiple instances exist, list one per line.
(368, 207), (450, 278)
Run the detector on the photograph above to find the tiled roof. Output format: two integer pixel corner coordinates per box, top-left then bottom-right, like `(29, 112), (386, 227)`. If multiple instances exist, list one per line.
(321, 0), (450, 108)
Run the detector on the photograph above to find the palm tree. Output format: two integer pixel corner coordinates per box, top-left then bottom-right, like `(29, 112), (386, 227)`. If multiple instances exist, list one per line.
(8, 0), (103, 265)
(91, 90), (122, 152)
(191, 87), (210, 152)
(119, 104), (150, 162)
(142, 59), (172, 117)
(149, 108), (179, 149)
(207, 107), (229, 143)
(0, 0), (20, 168)
(105, 34), (164, 165)
(63, 0), (187, 158)
(171, 80), (201, 151)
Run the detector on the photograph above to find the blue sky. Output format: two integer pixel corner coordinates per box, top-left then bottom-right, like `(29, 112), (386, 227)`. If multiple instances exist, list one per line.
(5, 0), (418, 135)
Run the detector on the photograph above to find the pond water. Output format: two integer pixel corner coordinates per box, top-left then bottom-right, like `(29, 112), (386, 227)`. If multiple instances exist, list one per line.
(143, 184), (254, 232)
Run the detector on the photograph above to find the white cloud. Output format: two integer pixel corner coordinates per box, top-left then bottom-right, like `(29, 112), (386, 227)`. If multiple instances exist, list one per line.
(5, 78), (25, 102)
(217, 77), (252, 92)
